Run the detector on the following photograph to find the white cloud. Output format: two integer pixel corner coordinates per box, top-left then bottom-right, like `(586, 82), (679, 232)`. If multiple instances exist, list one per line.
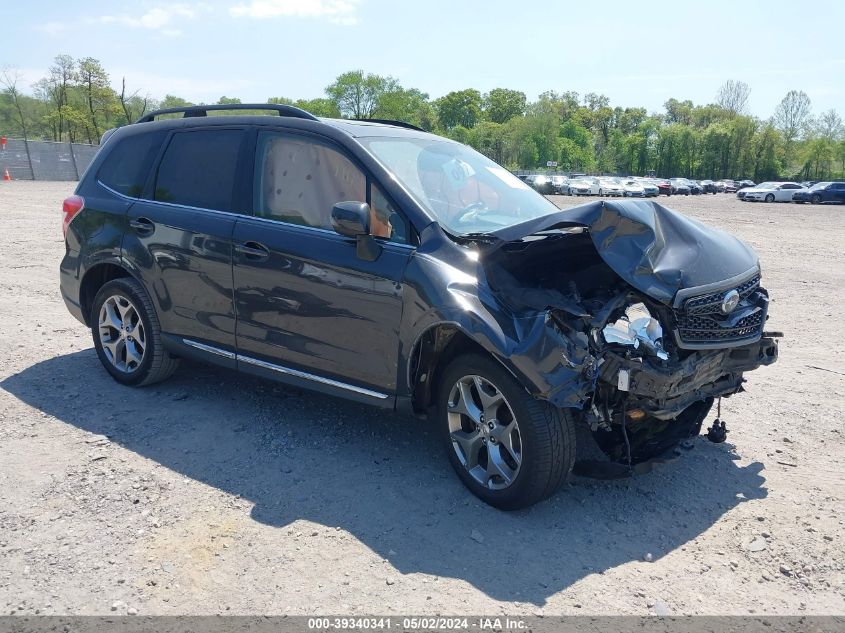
(229, 0), (360, 25)
(97, 3), (206, 34)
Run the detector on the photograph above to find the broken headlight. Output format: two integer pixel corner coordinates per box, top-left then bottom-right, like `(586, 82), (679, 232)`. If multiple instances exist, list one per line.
(601, 302), (669, 361)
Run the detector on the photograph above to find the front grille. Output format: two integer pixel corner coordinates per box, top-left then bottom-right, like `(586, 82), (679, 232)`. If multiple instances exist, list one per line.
(684, 274), (760, 314)
(676, 309), (764, 343)
(674, 276), (767, 347)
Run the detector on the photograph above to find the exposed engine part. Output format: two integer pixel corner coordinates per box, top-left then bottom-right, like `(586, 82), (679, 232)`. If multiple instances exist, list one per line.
(602, 302), (669, 360)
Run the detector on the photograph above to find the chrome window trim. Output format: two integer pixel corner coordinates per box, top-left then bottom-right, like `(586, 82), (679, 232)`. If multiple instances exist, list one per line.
(98, 180), (238, 219)
(672, 266), (761, 309)
(181, 338), (389, 400)
(99, 179), (416, 250)
(236, 214), (417, 251)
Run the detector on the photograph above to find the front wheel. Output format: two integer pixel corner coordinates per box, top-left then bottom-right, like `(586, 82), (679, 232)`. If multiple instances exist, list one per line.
(765, 193), (775, 203)
(437, 354), (575, 510)
(91, 277), (179, 387)
(810, 194), (821, 204)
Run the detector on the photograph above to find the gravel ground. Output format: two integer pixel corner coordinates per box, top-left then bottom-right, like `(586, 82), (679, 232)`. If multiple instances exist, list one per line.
(0, 181), (843, 616)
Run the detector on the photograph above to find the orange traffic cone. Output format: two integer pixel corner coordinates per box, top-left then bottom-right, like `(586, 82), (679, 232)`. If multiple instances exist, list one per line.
(2, 168), (10, 181)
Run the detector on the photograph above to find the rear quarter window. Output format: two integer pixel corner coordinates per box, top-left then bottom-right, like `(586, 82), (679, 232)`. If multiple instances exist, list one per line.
(97, 131), (166, 197)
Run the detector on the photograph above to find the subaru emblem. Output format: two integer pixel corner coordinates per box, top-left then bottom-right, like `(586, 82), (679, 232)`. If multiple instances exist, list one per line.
(720, 290), (740, 314)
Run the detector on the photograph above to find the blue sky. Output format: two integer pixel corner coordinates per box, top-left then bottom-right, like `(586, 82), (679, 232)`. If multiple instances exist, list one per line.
(5, 0), (844, 118)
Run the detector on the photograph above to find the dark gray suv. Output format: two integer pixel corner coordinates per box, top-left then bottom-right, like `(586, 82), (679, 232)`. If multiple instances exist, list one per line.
(60, 104), (779, 509)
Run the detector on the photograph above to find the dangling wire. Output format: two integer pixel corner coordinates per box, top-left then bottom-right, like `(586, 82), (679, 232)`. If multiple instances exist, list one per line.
(620, 398), (633, 474)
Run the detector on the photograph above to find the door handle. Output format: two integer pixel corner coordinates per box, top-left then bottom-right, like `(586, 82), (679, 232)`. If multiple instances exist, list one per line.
(129, 217), (155, 235)
(235, 241), (270, 262)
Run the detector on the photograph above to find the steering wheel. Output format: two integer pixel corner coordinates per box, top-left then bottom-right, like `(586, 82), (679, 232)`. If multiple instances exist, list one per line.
(452, 201), (488, 225)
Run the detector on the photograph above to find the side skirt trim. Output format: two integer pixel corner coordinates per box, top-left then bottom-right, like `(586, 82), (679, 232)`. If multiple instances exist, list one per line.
(182, 338), (389, 400)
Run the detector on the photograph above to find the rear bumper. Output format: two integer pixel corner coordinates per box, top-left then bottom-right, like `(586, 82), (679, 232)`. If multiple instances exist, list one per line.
(59, 253), (86, 326)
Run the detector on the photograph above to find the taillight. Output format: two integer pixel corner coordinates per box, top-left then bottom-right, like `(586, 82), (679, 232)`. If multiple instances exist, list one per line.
(62, 195), (85, 238)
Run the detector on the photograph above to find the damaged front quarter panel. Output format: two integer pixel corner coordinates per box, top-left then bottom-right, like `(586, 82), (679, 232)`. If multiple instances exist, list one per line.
(507, 310), (598, 409)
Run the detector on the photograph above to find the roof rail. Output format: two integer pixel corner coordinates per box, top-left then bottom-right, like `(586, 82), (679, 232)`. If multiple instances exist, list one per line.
(352, 118), (426, 132)
(135, 103), (319, 124)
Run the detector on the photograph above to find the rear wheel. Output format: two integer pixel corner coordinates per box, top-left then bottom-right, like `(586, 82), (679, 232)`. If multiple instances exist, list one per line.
(91, 278), (179, 387)
(437, 353), (575, 510)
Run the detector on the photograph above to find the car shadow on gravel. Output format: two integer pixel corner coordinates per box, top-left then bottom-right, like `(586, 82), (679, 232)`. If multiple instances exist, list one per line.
(2, 349), (768, 605)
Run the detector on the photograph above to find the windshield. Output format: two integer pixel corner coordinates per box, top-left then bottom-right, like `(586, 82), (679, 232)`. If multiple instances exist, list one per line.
(359, 136), (559, 235)
(810, 182), (831, 190)
(757, 182), (777, 189)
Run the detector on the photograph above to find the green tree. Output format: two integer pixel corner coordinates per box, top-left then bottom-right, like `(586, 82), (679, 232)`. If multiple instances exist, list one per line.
(77, 57), (117, 142)
(375, 87), (434, 129)
(326, 70), (398, 119)
(159, 95), (194, 109)
(773, 90), (812, 168)
(483, 88), (526, 124)
(435, 89), (482, 130)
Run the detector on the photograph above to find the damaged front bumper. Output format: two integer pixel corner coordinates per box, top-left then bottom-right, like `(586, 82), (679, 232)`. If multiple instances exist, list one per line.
(597, 334), (778, 419)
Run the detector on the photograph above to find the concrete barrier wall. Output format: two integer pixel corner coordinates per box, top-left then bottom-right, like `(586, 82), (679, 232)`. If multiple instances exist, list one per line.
(1, 139), (99, 181)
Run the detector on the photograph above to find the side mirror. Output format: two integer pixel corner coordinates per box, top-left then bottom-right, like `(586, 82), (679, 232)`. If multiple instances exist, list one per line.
(330, 201), (382, 262)
(331, 201), (370, 237)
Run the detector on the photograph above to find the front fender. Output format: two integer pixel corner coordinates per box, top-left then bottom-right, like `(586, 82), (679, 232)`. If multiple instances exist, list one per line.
(406, 300), (596, 409)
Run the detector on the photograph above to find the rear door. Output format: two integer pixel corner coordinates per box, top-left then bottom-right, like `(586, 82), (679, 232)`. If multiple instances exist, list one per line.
(232, 129), (413, 402)
(123, 127), (249, 357)
(777, 183), (801, 201)
(831, 183), (845, 203)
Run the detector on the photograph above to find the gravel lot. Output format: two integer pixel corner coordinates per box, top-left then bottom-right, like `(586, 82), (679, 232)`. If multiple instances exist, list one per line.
(1, 181), (843, 616)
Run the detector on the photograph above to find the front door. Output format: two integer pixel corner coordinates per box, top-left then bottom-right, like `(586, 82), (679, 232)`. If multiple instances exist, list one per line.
(232, 130), (412, 398)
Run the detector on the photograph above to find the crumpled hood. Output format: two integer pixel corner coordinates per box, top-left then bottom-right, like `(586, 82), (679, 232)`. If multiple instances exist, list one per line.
(488, 199), (759, 304)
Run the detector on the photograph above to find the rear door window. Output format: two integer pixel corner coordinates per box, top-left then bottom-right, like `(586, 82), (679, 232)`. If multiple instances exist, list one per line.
(97, 131), (166, 197)
(153, 129), (245, 212)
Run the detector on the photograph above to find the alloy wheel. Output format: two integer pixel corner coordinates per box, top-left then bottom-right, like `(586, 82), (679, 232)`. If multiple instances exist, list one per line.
(98, 295), (146, 373)
(446, 375), (522, 490)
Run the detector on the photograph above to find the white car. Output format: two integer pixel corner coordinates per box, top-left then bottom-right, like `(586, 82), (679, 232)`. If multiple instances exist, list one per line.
(598, 179), (625, 197)
(568, 178), (600, 196)
(742, 181), (806, 202)
(622, 180), (646, 197)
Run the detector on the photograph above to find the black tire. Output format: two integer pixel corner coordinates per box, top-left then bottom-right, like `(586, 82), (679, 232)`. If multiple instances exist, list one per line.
(810, 194), (821, 205)
(91, 277), (179, 387)
(765, 194), (775, 203)
(437, 353), (575, 510)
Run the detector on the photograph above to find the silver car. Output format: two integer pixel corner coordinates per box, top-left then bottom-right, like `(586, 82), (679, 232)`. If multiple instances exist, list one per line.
(741, 182), (806, 202)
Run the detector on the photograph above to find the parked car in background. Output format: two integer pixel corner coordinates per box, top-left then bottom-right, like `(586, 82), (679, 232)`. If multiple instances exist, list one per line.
(649, 178), (673, 196)
(687, 180), (703, 195)
(568, 178), (600, 196)
(525, 174), (555, 195)
(741, 182), (805, 202)
(638, 180), (660, 197)
(720, 180), (739, 193)
(598, 178), (625, 197)
(737, 180), (756, 190)
(791, 181), (845, 204)
(670, 178), (691, 195)
(622, 179), (646, 197)
(700, 180), (718, 194)
(551, 175), (570, 195)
